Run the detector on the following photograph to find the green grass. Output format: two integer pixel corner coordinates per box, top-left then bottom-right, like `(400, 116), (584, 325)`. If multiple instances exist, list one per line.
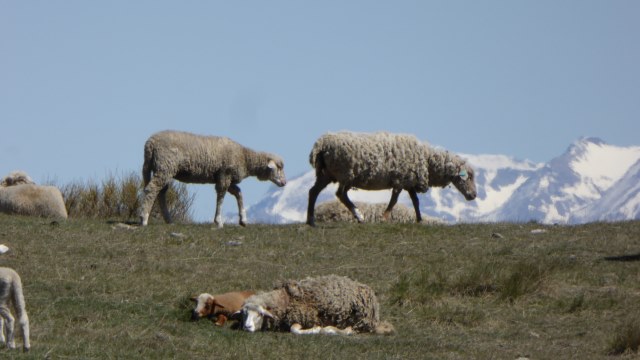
(1, 216), (640, 358)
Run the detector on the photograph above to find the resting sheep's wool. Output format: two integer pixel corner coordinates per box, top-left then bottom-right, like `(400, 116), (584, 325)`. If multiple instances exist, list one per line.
(246, 275), (392, 333)
(0, 172), (67, 219)
(315, 200), (418, 224)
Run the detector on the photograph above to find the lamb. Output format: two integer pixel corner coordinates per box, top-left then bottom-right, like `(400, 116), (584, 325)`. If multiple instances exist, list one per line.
(190, 291), (255, 326)
(138, 130), (287, 228)
(0, 172), (68, 219)
(0, 267), (30, 352)
(237, 275), (394, 335)
(307, 131), (477, 226)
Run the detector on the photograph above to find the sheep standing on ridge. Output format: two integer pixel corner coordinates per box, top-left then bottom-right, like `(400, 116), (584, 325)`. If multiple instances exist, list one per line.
(0, 267), (30, 352)
(139, 130), (287, 228)
(0, 171), (68, 219)
(307, 132), (477, 226)
(237, 275), (394, 335)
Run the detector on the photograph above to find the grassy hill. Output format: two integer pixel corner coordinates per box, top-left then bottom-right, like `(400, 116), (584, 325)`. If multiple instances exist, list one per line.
(1, 215), (640, 358)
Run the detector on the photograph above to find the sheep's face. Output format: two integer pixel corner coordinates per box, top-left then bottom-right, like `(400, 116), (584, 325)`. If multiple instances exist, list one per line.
(259, 159), (287, 187)
(190, 294), (221, 321)
(451, 165), (477, 201)
(240, 304), (274, 332)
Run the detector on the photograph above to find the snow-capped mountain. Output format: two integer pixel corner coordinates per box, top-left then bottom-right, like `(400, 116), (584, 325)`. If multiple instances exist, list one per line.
(247, 138), (640, 224)
(570, 159), (640, 223)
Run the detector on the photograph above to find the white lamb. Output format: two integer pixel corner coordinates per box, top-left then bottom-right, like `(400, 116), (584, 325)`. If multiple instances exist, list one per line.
(307, 131), (477, 226)
(0, 267), (30, 352)
(138, 130), (287, 228)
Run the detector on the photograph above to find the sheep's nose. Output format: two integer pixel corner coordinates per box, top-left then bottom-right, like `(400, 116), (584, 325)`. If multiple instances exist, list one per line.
(191, 311), (200, 321)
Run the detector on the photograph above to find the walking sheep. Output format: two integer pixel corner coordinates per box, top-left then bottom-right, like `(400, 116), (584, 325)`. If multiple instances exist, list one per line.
(139, 130), (287, 228)
(0, 267), (30, 352)
(0, 171), (68, 219)
(236, 275), (394, 335)
(307, 132), (476, 226)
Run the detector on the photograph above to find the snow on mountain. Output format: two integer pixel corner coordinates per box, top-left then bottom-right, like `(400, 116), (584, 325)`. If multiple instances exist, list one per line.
(571, 159), (640, 223)
(246, 138), (640, 225)
(487, 138), (640, 224)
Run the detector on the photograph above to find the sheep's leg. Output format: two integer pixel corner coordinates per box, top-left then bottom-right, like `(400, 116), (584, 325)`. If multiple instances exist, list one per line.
(383, 188), (402, 221)
(17, 311), (29, 352)
(307, 176), (331, 226)
(0, 306), (15, 349)
(408, 189), (423, 223)
(214, 183), (228, 228)
(157, 184), (172, 224)
(228, 184), (247, 226)
(139, 175), (171, 226)
(336, 184), (364, 223)
(0, 315), (5, 345)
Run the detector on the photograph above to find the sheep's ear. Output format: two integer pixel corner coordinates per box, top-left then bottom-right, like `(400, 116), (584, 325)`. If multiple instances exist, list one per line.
(445, 162), (457, 176)
(268, 160), (277, 169)
(261, 307), (275, 319)
(229, 311), (242, 321)
(459, 169), (468, 180)
(212, 299), (225, 309)
(190, 296), (198, 302)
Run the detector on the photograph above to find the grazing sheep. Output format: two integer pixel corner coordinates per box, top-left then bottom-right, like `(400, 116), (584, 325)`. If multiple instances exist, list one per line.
(307, 132), (477, 226)
(139, 130), (287, 228)
(237, 275), (394, 335)
(0, 267), (30, 352)
(190, 291), (255, 326)
(0, 172), (68, 219)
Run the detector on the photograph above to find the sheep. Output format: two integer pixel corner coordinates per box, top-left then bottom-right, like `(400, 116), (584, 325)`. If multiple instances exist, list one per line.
(307, 131), (477, 226)
(0, 267), (30, 352)
(138, 130), (287, 228)
(315, 200), (420, 224)
(0, 172), (68, 219)
(190, 291), (255, 326)
(237, 275), (394, 335)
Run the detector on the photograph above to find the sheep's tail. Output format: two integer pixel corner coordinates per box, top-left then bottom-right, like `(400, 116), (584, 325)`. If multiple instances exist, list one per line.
(374, 321), (395, 335)
(309, 141), (326, 177)
(142, 140), (154, 186)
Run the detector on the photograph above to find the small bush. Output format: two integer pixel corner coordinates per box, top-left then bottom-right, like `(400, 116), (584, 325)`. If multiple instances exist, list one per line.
(55, 172), (194, 222)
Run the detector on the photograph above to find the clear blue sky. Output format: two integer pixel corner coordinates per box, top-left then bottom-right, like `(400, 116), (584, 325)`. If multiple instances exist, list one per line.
(2, 1), (639, 222)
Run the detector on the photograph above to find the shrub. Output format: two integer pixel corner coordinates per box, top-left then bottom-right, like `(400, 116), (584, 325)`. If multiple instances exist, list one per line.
(55, 172), (194, 222)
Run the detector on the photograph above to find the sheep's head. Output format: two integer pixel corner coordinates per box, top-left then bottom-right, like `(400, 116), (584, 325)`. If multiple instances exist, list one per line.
(238, 303), (274, 332)
(448, 163), (477, 201)
(1, 171), (35, 187)
(190, 293), (223, 321)
(258, 157), (287, 187)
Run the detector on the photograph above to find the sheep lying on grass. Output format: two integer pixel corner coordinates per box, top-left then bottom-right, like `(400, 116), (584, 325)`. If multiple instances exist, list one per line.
(0, 267), (30, 352)
(316, 200), (421, 224)
(190, 291), (255, 326)
(139, 130), (287, 228)
(307, 132), (476, 226)
(237, 275), (394, 335)
(0, 171), (67, 219)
